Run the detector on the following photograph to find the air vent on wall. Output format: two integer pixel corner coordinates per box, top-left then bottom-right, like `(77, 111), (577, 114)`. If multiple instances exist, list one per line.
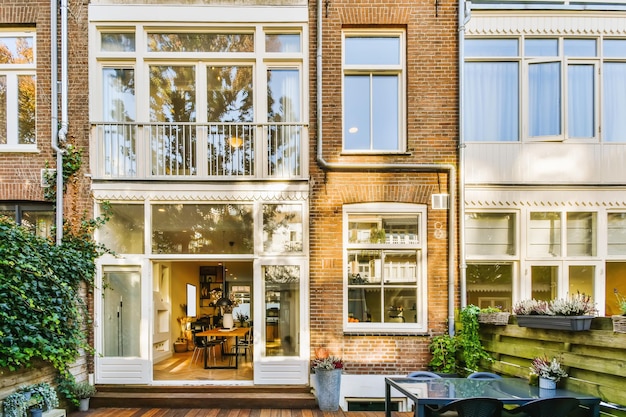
(431, 193), (449, 210)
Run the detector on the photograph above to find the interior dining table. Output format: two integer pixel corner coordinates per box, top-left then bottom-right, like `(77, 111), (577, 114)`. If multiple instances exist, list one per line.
(196, 327), (250, 370)
(385, 376), (602, 417)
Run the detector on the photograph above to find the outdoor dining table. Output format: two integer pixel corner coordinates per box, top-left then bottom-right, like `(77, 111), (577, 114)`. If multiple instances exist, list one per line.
(196, 327), (250, 370)
(385, 377), (601, 417)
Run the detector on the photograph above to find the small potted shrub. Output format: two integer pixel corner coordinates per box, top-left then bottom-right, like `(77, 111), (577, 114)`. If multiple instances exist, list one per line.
(428, 334), (458, 376)
(530, 355), (567, 390)
(2, 383), (59, 417)
(72, 381), (97, 411)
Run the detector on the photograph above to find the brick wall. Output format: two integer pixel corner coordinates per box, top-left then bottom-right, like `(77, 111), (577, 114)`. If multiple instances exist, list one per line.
(0, 0), (93, 397)
(308, 0), (459, 374)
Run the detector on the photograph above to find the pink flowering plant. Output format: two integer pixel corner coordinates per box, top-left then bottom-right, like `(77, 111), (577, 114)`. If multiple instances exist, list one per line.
(530, 355), (568, 382)
(311, 347), (344, 371)
(513, 293), (596, 316)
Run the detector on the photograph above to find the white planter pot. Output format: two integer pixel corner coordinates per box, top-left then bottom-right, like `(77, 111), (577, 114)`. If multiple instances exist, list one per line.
(539, 377), (557, 390)
(315, 368), (342, 411)
(79, 397), (90, 411)
(222, 313), (234, 329)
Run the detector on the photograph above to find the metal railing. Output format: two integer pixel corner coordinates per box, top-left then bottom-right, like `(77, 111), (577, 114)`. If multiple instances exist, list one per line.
(91, 122), (307, 180)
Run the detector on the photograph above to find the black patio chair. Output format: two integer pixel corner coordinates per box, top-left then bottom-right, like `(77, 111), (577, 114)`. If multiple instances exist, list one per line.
(425, 397), (504, 417)
(506, 397), (580, 417)
(467, 372), (502, 379)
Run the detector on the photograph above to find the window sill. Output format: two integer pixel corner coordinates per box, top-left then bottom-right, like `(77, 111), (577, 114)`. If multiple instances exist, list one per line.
(0, 145), (40, 153)
(340, 151), (412, 156)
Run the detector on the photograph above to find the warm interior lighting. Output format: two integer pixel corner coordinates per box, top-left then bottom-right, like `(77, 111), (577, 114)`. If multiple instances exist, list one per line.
(229, 136), (243, 148)
(348, 127), (358, 134)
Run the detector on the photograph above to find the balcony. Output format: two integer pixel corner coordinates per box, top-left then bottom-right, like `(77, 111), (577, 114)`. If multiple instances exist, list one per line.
(90, 122), (308, 181)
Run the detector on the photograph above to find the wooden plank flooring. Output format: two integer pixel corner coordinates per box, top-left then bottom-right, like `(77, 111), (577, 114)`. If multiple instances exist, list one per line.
(67, 409), (410, 417)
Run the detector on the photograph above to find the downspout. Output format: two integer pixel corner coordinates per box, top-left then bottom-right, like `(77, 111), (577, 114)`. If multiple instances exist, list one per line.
(51, 0), (66, 246)
(315, 0), (457, 335)
(458, 0), (471, 307)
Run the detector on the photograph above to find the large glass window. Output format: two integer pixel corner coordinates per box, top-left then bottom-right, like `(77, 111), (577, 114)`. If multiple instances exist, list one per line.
(464, 37), (614, 142)
(98, 203), (144, 254)
(263, 265), (300, 357)
(102, 267), (141, 357)
(528, 212), (561, 257)
(0, 32), (36, 148)
(466, 263), (513, 311)
(262, 204), (303, 253)
(343, 32), (404, 152)
(608, 212), (626, 256)
(151, 203), (253, 254)
(345, 204), (426, 332)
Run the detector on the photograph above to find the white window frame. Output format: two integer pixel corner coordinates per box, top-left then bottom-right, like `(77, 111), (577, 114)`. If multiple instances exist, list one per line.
(343, 203), (428, 333)
(342, 30), (406, 154)
(0, 31), (37, 152)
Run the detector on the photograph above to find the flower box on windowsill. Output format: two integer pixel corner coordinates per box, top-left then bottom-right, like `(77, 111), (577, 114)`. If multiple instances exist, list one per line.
(478, 312), (510, 326)
(515, 315), (593, 331)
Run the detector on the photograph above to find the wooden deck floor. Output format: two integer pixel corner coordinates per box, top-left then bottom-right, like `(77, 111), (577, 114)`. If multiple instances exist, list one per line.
(67, 409), (410, 417)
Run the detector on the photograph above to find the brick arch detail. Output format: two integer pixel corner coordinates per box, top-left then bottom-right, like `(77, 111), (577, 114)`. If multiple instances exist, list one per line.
(0, 6), (38, 23)
(339, 7), (412, 25)
(339, 184), (436, 205)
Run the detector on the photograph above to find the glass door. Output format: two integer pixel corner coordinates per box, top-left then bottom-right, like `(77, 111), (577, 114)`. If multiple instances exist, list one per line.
(253, 258), (309, 384)
(95, 264), (151, 384)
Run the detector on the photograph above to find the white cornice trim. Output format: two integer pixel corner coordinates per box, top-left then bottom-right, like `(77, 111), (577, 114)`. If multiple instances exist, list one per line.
(467, 12), (626, 36)
(465, 187), (626, 208)
(89, 4), (308, 24)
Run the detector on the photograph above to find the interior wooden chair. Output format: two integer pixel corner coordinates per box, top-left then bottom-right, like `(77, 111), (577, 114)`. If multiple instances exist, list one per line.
(505, 397), (580, 417)
(425, 397), (504, 417)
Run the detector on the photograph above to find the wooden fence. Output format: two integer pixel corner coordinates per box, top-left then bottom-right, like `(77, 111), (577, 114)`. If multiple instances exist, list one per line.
(478, 317), (626, 416)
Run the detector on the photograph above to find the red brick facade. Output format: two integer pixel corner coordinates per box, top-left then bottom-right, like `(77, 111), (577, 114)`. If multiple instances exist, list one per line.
(308, 0), (459, 374)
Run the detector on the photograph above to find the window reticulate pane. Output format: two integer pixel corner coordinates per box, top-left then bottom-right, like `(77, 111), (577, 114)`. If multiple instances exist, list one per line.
(604, 39), (626, 58)
(101, 33), (136, 52)
(568, 64), (594, 138)
(17, 75), (35, 144)
(267, 69), (299, 122)
(465, 213), (516, 256)
(344, 75), (371, 150)
(569, 265), (594, 299)
(348, 287), (381, 322)
(466, 263), (513, 311)
(151, 204), (253, 254)
(528, 212), (561, 257)
(525, 39), (558, 57)
(208, 66), (253, 122)
(103, 268), (141, 357)
(384, 251), (417, 284)
(21, 209), (54, 238)
(372, 75), (399, 150)
(103, 68), (135, 122)
(0, 36), (34, 64)
(99, 203), (145, 254)
(603, 63), (626, 142)
(567, 212), (596, 256)
(147, 33), (254, 52)
(348, 250), (382, 284)
(564, 39), (597, 57)
(265, 34), (300, 53)
(264, 265), (300, 357)
(608, 213), (626, 255)
(606, 262), (626, 316)
(465, 39), (518, 57)
(150, 66), (196, 122)
(348, 214), (419, 244)
(0, 75), (6, 144)
(464, 62), (518, 142)
(529, 62), (561, 137)
(345, 37), (400, 65)
(384, 288), (417, 323)
(262, 204), (303, 253)
(531, 265), (558, 301)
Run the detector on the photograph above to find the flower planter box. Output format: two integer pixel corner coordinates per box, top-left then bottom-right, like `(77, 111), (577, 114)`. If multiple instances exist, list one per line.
(515, 315), (593, 331)
(478, 312), (510, 326)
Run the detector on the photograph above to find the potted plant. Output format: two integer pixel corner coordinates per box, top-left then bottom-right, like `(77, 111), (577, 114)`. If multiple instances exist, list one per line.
(612, 288), (626, 333)
(530, 355), (568, 389)
(3, 383), (59, 417)
(236, 311), (249, 327)
(72, 381), (97, 411)
(477, 306), (510, 326)
(513, 293), (597, 331)
(311, 347), (344, 411)
(428, 334), (458, 376)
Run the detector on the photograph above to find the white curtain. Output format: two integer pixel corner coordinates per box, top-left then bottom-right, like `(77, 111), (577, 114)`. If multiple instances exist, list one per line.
(603, 63), (626, 142)
(568, 64), (594, 138)
(529, 62), (560, 137)
(464, 62), (518, 142)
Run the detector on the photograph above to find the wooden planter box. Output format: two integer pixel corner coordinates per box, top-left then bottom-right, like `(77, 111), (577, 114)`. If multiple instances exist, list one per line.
(478, 312), (511, 326)
(515, 315), (593, 331)
(612, 315), (626, 333)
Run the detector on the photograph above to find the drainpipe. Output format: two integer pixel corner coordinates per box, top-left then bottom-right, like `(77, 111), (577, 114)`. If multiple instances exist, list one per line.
(458, 1), (471, 307)
(51, 0), (66, 246)
(315, 0), (457, 335)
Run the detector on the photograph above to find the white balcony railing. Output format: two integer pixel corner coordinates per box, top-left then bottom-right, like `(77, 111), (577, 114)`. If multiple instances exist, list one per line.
(91, 122), (307, 180)
(471, 0), (626, 10)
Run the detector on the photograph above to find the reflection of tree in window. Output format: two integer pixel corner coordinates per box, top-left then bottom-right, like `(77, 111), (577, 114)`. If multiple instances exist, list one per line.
(267, 69), (300, 176)
(262, 204), (300, 252)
